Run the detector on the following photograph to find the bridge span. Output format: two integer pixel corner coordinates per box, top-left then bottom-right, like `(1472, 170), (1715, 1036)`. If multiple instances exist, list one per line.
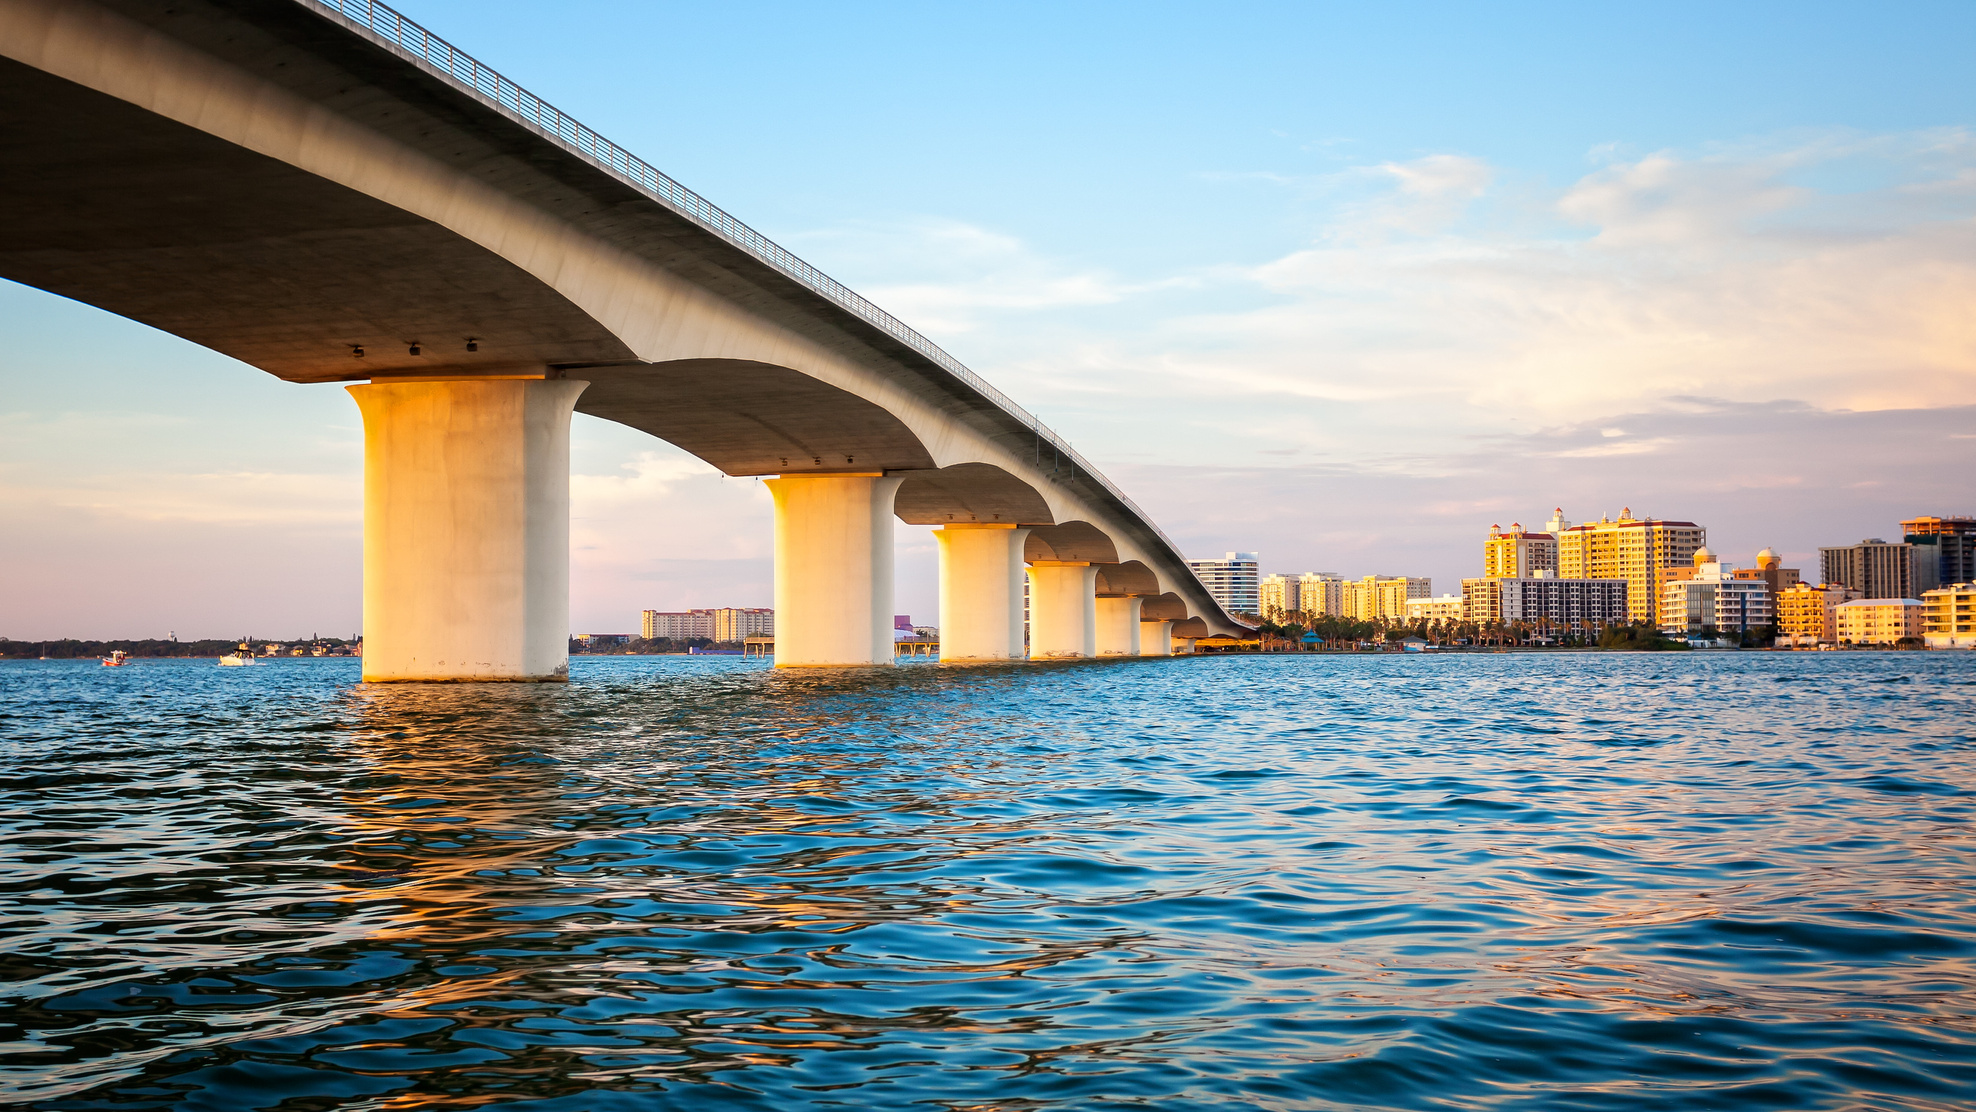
(0, 0), (1248, 679)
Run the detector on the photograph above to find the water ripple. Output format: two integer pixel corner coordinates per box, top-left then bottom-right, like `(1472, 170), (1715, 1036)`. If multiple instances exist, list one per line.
(1, 652), (1973, 1109)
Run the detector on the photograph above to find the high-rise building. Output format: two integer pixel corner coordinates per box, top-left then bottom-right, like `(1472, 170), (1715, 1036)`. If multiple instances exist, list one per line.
(1775, 582), (1861, 646)
(1297, 573), (1347, 617)
(1922, 583), (1976, 649)
(1258, 574), (1299, 620)
(642, 610), (711, 640)
(1339, 575), (1430, 620)
(1484, 523), (1558, 579)
(1902, 516), (1976, 588)
(1463, 574), (1627, 629)
(1658, 550), (1771, 636)
(641, 608), (773, 641)
(1188, 553), (1261, 615)
(1554, 507), (1707, 624)
(1820, 539), (1938, 601)
(1835, 598), (1925, 647)
(712, 608), (774, 641)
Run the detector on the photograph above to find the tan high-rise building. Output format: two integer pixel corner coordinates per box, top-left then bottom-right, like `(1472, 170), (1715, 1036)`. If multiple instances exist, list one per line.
(1297, 573), (1346, 617)
(711, 607), (774, 642)
(1775, 582), (1860, 646)
(1259, 574), (1298, 621)
(1484, 523), (1558, 579)
(1342, 575), (1430, 620)
(1554, 508), (1706, 623)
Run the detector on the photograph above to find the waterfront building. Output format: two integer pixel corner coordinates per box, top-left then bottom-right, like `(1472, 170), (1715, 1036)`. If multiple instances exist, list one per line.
(641, 610), (711, 640)
(1903, 516), (1976, 588)
(1834, 598), (1925, 647)
(1774, 582), (1861, 647)
(1658, 550), (1771, 636)
(1341, 575), (1430, 620)
(1733, 548), (1801, 597)
(1820, 539), (1938, 601)
(1297, 572), (1347, 617)
(1188, 553), (1261, 615)
(1259, 574), (1298, 621)
(1922, 583), (1976, 649)
(578, 634), (632, 649)
(712, 607), (774, 642)
(1484, 523), (1558, 579)
(1404, 595), (1465, 623)
(1554, 508), (1707, 624)
(641, 608), (773, 642)
(1464, 573), (1627, 630)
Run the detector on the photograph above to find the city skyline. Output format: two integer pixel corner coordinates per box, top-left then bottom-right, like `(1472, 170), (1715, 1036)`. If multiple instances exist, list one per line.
(5, 0), (1975, 638)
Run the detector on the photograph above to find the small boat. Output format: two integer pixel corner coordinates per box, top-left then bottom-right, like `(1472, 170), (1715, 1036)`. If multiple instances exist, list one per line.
(218, 640), (260, 667)
(100, 649), (130, 667)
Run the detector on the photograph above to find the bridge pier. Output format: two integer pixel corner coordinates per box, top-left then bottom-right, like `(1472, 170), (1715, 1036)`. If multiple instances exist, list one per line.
(1138, 620), (1175, 656)
(1027, 562), (1098, 659)
(1095, 596), (1144, 656)
(934, 524), (1030, 661)
(765, 473), (903, 666)
(347, 377), (586, 682)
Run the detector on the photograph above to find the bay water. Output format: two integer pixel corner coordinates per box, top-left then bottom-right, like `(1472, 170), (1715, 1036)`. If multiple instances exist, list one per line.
(2, 652), (1972, 1109)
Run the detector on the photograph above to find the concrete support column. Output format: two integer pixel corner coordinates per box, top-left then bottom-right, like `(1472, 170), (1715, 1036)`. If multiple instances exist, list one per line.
(1139, 620), (1174, 656)
(348, 376), (586, 682)
(1173, 636), (1198, 654)
(765, 473), (904, 666)
(1027, 562), (1098, 660)
(1095, 596), (1144, 656)
(935, 524), (1031, 662)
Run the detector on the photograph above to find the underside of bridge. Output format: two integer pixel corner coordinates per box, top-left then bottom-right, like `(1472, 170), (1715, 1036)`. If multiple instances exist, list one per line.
(0, 0), (1245, 677)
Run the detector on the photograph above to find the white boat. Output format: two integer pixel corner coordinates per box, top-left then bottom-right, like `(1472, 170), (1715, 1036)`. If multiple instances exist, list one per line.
(101, 649), (130, 667)
(218, 640), (260, 667)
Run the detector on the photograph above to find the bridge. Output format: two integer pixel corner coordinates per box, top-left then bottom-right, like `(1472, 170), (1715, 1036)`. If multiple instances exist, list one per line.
(0, 0), (1247, 680)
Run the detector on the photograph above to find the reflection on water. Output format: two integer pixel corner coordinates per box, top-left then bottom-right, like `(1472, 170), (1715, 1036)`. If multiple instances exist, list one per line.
(2, 653), (1974, 1109)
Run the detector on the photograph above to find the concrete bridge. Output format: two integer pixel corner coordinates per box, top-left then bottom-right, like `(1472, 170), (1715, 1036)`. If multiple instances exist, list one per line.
(0, 0), (1247, 680)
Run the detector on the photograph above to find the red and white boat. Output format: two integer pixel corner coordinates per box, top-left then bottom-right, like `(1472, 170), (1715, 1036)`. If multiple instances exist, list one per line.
(100, 649), (130, 667)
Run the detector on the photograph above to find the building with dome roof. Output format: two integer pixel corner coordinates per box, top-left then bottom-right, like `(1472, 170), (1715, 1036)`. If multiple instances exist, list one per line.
(1659, 549), (1773, 639)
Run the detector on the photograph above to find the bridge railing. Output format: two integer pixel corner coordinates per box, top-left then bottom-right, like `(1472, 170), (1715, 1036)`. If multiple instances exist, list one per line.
(299, 0), (1192, 565)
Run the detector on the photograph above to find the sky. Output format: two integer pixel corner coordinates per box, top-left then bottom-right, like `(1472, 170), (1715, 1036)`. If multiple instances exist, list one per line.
(4, 1), (1975, 639)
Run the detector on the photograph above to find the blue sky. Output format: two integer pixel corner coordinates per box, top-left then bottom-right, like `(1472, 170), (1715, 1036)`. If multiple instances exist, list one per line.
(4, 1), (1975, 638)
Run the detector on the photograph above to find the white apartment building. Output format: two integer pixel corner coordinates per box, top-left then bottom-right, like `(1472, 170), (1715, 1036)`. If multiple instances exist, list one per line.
(1404, 595), (1465, 622)
(1463, 573), (1628, 628)
(1658, 558), (1771, 636)
(1188, 552), (1261, 615)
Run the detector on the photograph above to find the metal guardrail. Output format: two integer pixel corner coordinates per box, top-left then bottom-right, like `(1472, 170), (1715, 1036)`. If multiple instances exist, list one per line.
(296, 0), (1191, 565)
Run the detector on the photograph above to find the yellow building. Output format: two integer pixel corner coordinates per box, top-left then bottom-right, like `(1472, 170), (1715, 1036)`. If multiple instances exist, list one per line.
(1341, 575), (1431, 620)
(1834, 598), (1924, 647)
(1923, 583), (1976, 649)
(1554, 507), (1706, 624)
(1259, 574), (1298, 621)
(1298, 573), (1346, 617)
(1484, 523), (1558, 579)
(1775, 582), (1860, 646)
